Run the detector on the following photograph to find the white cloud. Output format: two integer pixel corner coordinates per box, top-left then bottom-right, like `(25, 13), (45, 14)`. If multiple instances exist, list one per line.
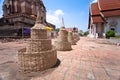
(92, 0), (97, 3)
(47, 13), (59, 24)
(0, 14), (2, 18)
(54, 10), (64, 16)
(46, 9), (64, 25)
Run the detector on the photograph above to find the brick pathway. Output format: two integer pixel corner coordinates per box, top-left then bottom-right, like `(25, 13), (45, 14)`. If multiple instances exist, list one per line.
(0, 37), (120, 80)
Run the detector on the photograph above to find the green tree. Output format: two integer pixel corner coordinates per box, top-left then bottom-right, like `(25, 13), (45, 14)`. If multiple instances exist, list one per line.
(84, 31), (89, 36)
(79, 30), (84, 36)
(55, 28), (60, 32)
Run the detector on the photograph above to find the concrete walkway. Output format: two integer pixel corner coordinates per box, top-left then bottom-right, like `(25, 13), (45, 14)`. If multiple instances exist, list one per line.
(0, 37), (120, 80)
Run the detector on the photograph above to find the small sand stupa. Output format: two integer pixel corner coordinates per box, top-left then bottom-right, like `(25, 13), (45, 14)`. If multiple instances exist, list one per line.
(55, 18), (72, 51)
(68, 31), (76, 45)
(73, 32), (80, 43)
(18, 6), (57, 73)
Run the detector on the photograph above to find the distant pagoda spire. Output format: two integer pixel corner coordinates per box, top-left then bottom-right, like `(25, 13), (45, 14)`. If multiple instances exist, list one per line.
(62, 17), (65, 27)
(61, 17), (65, 29)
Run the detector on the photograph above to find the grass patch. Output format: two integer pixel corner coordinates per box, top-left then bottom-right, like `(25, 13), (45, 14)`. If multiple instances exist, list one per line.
(115, 35), (120, 39)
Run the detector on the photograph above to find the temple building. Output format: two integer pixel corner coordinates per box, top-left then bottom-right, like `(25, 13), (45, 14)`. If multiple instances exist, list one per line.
(0, 0), (55, 36)
(65, 27), (78, 32)
(88, 0), (120, 38)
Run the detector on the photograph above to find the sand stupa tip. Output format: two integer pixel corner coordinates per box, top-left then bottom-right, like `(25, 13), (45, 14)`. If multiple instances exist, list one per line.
(32, 6), (46, 29)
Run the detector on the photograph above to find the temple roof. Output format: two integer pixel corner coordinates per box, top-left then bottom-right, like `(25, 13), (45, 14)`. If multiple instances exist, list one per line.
(101, 10), (120, 17)
(90, 2), (104, 23)
(92, 16), (104, 23)
(91, 3), (100, 16)
(98, 0), (120, 11)
(90, 0), (120, 17)
(89, 0), (120, 25)
(98, 0), (120, 17)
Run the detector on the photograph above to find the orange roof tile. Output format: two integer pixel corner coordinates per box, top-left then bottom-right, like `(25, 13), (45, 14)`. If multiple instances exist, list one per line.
(92, 16), (104, 23)
(90, 2), (104, 23)
(91, 3), (100, 16)
(102, 10), (120, 17)
(65, 28), (73, 32)
(98, 0), (120, 11)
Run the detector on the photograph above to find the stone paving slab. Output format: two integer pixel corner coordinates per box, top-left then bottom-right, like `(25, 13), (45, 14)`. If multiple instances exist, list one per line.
(0, 37), (120, 80)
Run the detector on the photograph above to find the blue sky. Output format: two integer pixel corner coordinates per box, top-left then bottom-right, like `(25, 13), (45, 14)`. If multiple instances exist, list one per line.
(0, 0), (97, 31)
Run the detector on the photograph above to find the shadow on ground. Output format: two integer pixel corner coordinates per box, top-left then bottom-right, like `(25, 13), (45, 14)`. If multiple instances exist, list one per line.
(0, 59), (61, 80)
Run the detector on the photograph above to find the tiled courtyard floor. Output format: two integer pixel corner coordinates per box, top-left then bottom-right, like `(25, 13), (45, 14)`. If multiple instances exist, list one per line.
(0, 37), (120, 80)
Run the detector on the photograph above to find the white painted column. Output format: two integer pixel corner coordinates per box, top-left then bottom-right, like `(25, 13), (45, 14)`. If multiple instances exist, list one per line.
(90, 26), (92, 35)
(92, 24), (96, 38)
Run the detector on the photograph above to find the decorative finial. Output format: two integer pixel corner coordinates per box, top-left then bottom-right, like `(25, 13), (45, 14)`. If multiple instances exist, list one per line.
(32, 6), (45, 29)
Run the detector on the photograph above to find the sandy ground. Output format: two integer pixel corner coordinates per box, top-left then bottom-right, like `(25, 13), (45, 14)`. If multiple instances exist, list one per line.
(0, 37), (120, 80)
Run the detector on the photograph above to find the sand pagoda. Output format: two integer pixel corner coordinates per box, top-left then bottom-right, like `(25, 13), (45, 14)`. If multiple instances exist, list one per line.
(18, 7), (57, 73)
(55, 18), (72, 51)
(73, 32), (80, 43)
(68, 31), (76, 45)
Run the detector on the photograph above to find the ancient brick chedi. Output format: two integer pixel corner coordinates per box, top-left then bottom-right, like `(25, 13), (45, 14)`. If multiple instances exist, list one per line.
(0, 0), (55, 36)
(18, 7), (57, 72)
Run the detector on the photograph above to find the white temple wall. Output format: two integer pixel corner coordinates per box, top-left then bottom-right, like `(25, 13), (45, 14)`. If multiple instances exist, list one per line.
(104, 16), (120, 35)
